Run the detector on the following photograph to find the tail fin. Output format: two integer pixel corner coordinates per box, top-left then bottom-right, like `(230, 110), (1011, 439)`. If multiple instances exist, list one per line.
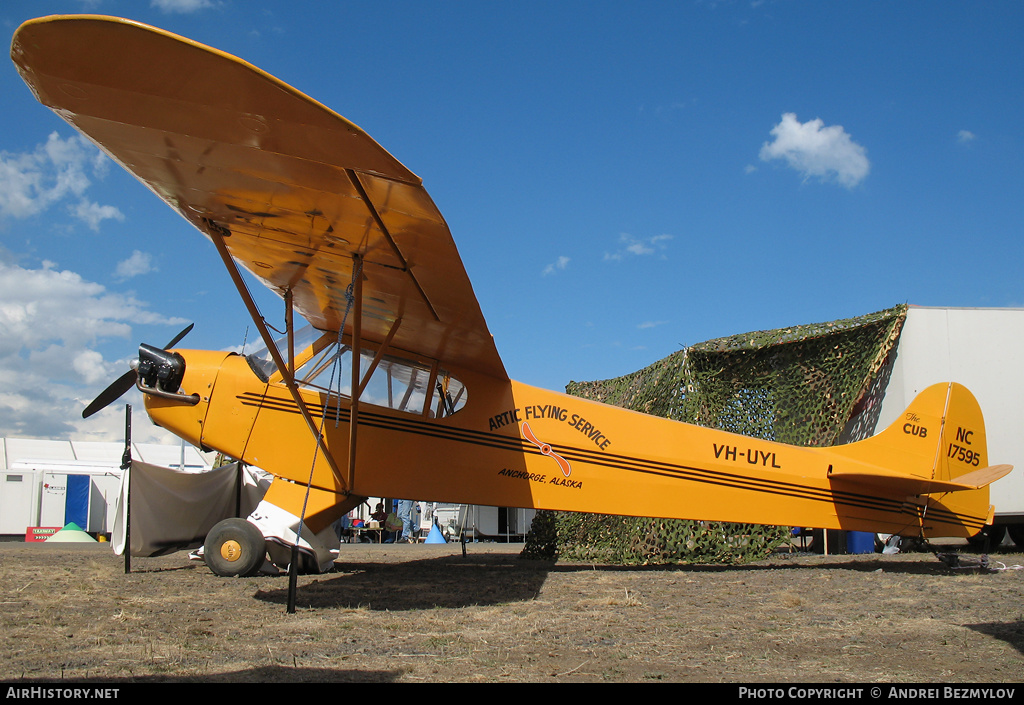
(829, 383), (1011, 535)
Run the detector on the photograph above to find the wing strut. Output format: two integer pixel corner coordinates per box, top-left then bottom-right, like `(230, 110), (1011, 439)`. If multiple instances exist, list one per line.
(204, 220), (348, 492)
(342, 258), (408, 495)
(347, 254), (362, 494)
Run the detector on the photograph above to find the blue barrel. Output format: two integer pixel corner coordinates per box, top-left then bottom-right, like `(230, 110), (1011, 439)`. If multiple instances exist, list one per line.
(846, 531), (876, 554)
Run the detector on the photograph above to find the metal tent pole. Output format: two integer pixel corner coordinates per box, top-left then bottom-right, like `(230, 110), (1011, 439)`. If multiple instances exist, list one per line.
(121, 404), (132, 575)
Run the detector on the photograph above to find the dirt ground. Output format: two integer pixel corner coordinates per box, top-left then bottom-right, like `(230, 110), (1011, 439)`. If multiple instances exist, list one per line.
(1, 539), (1023, 684)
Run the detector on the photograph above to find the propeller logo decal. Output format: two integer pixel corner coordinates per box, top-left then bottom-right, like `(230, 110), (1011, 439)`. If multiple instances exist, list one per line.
(522, 422), (572, 477)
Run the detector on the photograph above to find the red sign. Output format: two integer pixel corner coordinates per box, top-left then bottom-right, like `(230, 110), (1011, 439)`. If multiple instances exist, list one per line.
(25, 527), (61, 542)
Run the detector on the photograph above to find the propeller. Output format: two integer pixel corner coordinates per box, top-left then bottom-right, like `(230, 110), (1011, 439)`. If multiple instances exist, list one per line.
(82, 323), (194, 418)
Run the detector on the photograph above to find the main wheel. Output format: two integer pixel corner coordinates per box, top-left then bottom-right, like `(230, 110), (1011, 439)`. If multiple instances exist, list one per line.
(204, 518), (267, 577)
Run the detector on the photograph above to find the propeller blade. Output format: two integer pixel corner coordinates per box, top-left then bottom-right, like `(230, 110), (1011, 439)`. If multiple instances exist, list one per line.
(164, 322), (194, 349)
(82, 368), (138, 418)
(80, 323), (193, 419)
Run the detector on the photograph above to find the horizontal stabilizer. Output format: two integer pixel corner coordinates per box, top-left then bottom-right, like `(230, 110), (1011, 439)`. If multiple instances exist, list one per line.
(830, 464), (1012, 496)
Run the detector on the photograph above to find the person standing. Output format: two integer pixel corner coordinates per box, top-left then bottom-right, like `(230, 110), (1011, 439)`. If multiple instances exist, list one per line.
(397, 499), (417, 543)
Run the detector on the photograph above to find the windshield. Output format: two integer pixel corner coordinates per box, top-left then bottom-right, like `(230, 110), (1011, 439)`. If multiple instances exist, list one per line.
(245, 324), (322, 382)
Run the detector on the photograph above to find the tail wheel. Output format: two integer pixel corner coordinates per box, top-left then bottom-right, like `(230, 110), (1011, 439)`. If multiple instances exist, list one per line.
(204, 518), (266, 577)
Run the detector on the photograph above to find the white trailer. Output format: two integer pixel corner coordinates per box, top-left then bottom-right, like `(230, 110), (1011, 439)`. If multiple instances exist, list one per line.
(0, 438), (214, 537)
(0, 461), (129, 536)
(842, 306), (1024, 545)
(0, 469), (40, 535)
(33, 463), (123, 534)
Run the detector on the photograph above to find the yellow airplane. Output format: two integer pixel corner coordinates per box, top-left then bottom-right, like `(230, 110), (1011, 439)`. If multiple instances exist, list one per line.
(12, 15), (1012, 576)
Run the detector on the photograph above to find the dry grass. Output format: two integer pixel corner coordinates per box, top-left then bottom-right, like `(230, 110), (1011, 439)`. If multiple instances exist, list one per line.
(0, 541), (1022, 682)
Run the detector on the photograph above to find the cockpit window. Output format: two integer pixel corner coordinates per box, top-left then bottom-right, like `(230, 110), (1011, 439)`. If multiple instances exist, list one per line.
(246, 325), (467, 417)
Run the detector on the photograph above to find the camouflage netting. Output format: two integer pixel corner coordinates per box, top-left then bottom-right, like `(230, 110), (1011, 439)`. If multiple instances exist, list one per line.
(521, 304), (908, 565)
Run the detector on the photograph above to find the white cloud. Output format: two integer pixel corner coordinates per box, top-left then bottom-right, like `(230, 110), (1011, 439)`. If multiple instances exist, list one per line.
(74, 200), (125, 232)
(637, 321), (668, 330)
(0, 260), (187, 441)
(0, 261), (182, 349)
(542, 255), (570, 276)
(604, 233), (673, 261)
(0, 132), (123, 230)
(71, 349), (108, 385)
(759, 113), (870, 188)
(151, 0), (217, 13)
(115, 250), (156, 279)
(958, 130), (977, 144)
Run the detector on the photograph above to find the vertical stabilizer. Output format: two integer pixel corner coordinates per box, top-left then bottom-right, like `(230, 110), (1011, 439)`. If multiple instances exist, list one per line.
(829, 383), (1008, 536)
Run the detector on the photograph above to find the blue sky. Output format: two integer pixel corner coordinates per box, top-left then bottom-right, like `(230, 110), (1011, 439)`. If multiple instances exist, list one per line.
(0, 0), (1021, 443)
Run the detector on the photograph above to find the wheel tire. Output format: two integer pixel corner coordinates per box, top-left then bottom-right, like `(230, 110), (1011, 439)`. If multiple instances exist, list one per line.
(1006, 525), (1024, 549)
(966, 524), (1006, 550)
(204, 518), (266, 577)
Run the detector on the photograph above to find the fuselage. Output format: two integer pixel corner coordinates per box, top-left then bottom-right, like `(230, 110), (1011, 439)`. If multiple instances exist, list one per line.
(145, 342), (993, 540)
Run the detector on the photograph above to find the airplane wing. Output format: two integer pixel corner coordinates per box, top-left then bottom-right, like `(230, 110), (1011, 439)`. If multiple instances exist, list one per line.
(12, 15), (507, 380)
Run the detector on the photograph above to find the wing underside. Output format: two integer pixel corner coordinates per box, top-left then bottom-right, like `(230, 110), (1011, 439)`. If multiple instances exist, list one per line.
(12, 14), (507, 379)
